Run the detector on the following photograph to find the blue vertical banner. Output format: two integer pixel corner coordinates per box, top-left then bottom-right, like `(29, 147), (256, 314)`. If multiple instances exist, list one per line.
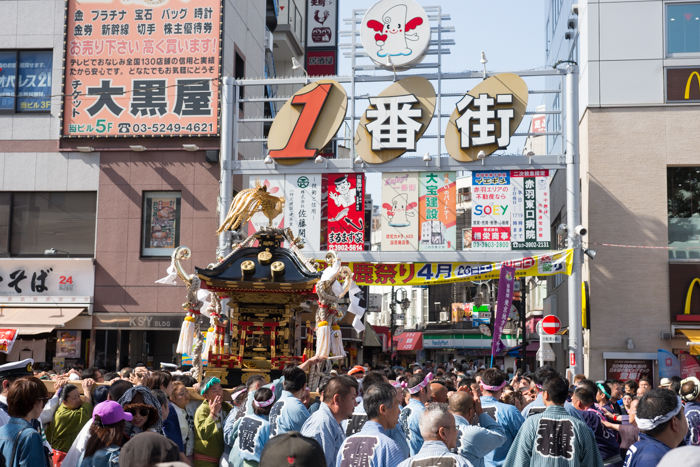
(492, 265), (516, 356)
(658, 349), (681, 379)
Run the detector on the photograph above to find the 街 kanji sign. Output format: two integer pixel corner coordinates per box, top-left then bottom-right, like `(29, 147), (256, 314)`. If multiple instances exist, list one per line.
(62, 0), (222, 138)
(318, 249), (573, 287)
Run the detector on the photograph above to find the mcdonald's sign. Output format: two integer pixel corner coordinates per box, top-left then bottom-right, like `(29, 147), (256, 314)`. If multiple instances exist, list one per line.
(667, 67), (700, 102)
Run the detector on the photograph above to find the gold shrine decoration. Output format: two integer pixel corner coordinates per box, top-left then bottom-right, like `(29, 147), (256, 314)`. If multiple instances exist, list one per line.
(217, 179), (286, 234)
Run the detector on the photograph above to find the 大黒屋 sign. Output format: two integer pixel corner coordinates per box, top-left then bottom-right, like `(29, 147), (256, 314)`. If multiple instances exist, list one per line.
(62, 0), (222, 138)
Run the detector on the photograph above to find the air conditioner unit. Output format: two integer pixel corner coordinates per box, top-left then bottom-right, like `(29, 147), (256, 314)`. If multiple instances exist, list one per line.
(440, 311), (448, 322)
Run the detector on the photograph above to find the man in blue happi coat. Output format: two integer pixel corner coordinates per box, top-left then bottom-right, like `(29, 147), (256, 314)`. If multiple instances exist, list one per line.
(337, 382), (405, 467)
(521, 365), (582, 421)
(399, 371), (433, 455)
(571, 385), (623, 467)
(448, 390), (506, 467)
(268, 364), (312, 438)
(624, 389), (688, 467)
(479, 368), (525, 467)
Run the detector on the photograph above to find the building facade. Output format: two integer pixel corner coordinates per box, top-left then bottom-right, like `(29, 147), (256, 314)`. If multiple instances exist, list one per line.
(0, 0), (302, 371)
(545, 0), (700, 380)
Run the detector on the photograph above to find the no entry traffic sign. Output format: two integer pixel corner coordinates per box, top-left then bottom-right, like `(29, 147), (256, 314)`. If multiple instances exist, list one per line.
(541, 315), (561, 335)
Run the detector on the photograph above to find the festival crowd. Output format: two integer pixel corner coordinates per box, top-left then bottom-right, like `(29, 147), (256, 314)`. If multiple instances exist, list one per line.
(0, 356), (697, 467)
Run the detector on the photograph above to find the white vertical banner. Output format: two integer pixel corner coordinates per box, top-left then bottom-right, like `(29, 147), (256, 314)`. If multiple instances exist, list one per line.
(536, 173), (551, 244)
(510, 170), (551, 250)
(248, 176), (285, 239)
(511, 177), (525, 244)
(285, 174), (322, 252)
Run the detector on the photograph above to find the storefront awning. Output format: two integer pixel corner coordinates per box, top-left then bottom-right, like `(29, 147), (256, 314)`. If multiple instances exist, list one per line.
(363, 322), (382, 347)
(680, 329), (700, 355)
(395, 332), (422, 351)
(0, 307), (85, 335)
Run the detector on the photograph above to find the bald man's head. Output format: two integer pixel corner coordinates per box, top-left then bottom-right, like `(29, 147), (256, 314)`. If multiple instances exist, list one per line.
(448, 391), (474, 418)
(430, 382), (448, 403)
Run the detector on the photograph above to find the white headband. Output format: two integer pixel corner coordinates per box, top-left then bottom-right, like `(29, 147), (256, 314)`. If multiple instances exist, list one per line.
(408, 373), (434, 395)
(636, 396), (683, 432)
(253, 386), (276, 408)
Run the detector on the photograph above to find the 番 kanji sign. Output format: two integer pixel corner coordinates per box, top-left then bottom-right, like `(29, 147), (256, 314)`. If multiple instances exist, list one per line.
(62, 0), (222, 138)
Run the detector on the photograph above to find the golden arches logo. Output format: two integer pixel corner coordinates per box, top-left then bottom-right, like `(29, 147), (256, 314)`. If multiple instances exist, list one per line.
(685, 278), (700, 314)
(685, 72), (700, 99)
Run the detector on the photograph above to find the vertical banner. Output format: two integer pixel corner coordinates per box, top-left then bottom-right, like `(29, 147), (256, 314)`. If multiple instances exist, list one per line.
(381, 173), (419, 251)
(63, 0), (222, 137)
(325, 173), (365, 251)
(681, 353), (700, 379)
(658, 349), (681, 379)
(306, 0), (338, 48)
(419, 171), (456, 251)
(285, 175), (322, 252)
(472, 171), (512, 251)
(248, 176), (285, 237)
(511, 170), (551, 249)
(492, 265), (516, 356)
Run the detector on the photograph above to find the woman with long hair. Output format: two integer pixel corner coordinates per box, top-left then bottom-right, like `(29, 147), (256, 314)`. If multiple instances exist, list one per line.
(0, 376), (51, 467)
(78, 401), (132, 467)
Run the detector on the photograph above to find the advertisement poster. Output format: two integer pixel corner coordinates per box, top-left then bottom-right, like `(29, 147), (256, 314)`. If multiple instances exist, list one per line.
(606, 359), (653, 382)
(451, 303), (472, 323)
(325, 173), (365, 251)
(143, 192), (181, 256)
(681, 353), (700, 379)
(471, 171), (512, 251)
(462, 228), (472, 250)
(56, 330), (81, 358)
(285, 175), (321, 252)
(381, 173), (419, 251)
(306, 0), (337, 48)
(492, 266), (516, 355)
(658, 349), (681, 379)
(248, 176), (285, 239)
(0, 329), (18, 354)
(0, 50), (53, 112)
(63, 0), (222, 137)
(419, 171), (456, 251)
(511, 170), (551, 250)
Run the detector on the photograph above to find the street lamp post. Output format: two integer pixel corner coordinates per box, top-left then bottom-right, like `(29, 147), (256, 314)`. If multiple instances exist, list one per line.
(390, 287), (410, 366)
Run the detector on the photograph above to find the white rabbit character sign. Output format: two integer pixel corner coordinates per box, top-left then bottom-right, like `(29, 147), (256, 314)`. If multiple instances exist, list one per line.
(361, 0), (431, 69)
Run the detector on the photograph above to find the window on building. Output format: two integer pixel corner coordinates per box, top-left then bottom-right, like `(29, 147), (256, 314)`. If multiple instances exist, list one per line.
(235, 51), (245, 113)
(0, 50), (52, 113)
(0, 192), (96, 257)
(668, 167), (700, 257)
(667, 3), (700, 55)
(141, 191), (182, 257)
(458, 187), (471, 204)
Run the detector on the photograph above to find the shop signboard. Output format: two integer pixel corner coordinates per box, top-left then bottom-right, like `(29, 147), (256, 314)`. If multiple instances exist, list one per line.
(667, 67), (700, 102)
(368, 293), (382, 313)
(360, 0), (430, 69)
(56, 330), (81, 358)
(471, 171), (512, 251)
(605, 359), (653, 382)
(472, 305), (490, 325)
(423, 335), (509, 349)
(306, 0), (338, 48)
(419, 172), (456, 251)
(451, 303), (472, 323)
(62, 0), (222, 137)
(325, 173), (365, 251)
(339, 249), (574, 286)
(285, 175), (322, 252)
(511, 170), (551, 250)
(0, 259), (95, 301)
(306, 49), (337, 76)
(93, 313), (184, 330)
(248, 176), (285, 238)
(381, 173), (419, 251)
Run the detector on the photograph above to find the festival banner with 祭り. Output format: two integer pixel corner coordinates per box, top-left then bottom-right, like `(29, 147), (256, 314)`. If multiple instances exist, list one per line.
(285, 175), (322, 252)
(318, 249), (573, 286)
(381, 173), (419, 251)
(324, 173), (365, 251)
(62, 0), (222, 138)
(419, 171), (456, 251)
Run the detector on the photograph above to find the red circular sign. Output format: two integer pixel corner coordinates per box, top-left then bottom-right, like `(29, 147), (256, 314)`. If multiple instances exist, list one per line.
(542, 315), (561, 335)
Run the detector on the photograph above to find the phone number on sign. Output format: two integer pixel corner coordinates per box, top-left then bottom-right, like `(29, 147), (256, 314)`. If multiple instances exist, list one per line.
(511, 241), (551, 249)
(68, 120), (215, 135)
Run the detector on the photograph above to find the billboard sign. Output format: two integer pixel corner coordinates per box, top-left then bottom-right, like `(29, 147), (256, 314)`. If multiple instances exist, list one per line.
(419, 171), (456, 251)
(325, 173), (365, 251)
(381, 173), (419, 251)
(306, 0), (338, 48)
(285, 175), (322, 252)
(471, 171), (512, 251)
(306, 49), (337, 76)
(62, 0), (222, 138)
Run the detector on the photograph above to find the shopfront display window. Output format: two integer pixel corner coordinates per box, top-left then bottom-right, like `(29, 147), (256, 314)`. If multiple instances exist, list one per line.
(667, 3), (700, 55)
(668, 167), (700, 258)
(141, 191), (181, 257)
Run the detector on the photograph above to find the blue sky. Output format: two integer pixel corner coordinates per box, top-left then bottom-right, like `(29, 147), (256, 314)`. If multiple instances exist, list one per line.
(334, 0), (546, 204)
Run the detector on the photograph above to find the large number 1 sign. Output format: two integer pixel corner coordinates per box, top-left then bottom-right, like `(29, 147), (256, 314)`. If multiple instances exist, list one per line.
(267, 80), (348, 164)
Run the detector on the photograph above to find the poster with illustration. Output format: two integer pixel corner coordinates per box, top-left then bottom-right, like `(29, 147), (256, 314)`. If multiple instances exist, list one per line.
(247, 176), (285, 245)
(324, 173), (365, 251)
(142, 192), (181, 256)
(381, 173), (419, 251)
(419, 172), (456, 251)
(56, 331), (81, 358)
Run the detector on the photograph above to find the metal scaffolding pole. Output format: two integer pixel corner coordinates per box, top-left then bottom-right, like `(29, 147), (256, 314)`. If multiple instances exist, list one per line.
(218, 76), (235, 260)
(565, 65), (583, 374)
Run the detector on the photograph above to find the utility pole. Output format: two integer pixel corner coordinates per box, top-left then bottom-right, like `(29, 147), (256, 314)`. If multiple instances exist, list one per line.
(218, 76), (234, 260)
(565, 65), (583, 375)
